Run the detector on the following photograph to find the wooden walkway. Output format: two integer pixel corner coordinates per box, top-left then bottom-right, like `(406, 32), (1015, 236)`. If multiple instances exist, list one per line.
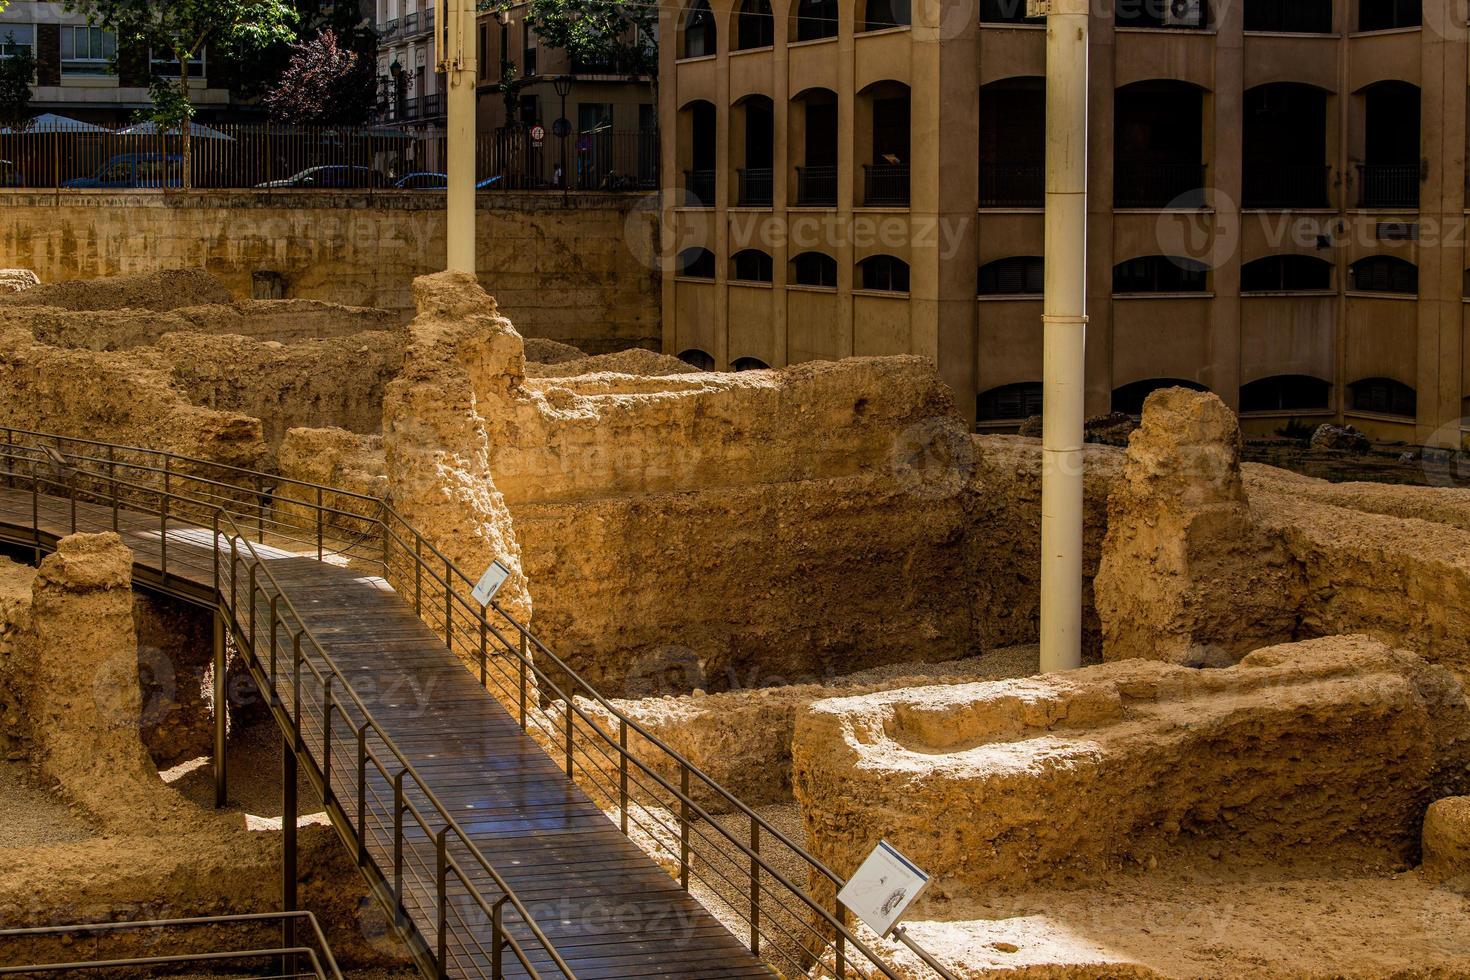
(0, 485), (772, 980)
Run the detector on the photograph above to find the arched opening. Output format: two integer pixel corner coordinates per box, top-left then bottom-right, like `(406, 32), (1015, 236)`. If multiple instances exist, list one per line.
(733, 356), (771, 371)
(1241, 254), (1333, 292)
(978, 382), (1044, 421)
(1112, 378), (1210, 416)
(677, 247), (717, 279)
(1358, 81), (1420, 208)
(1115, 0), (1206, 28)
(678, 100), (718, 206)
(978, 256), (1044, 295)
(792, 0), (839, 40)
(1349, 377), (1416, 417)
(791, 88), (839, 205)
(980, 0), (1044, 24)
(1243, 84), (1329, 209)
(678, 348), (716, 370)
(1240, 375), (1333, 412)
(732, 249), (774, 282)
(979, 77), (1044, 208)
(857, 81), (911, 206)
(735, 0), (775, 50)
(862, 0), (910, 31)
(1114, 81), (1207, 208)
(1349, 255), (1418, 294)
(1244, 0), (1333, 31)
(681, 0), (718, 58)
(1113, 255), (1209, 293)
(1359, 0), (1420, 31)
(859, 255), (910, 292)
(733, 94), (775, 206)
(792, 251), (838, 287)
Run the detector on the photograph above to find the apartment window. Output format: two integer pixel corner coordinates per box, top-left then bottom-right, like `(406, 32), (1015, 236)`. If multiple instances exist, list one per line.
(979, 0), (1044, 23)
(62, 26), (117, 76)
(683, 0), (717, 57)
(1358, 0), (1420, 31)
(678, 348), (716, 370)
(1113, 255), (1209, 293)
(860, 255), (910, 292)
(733, 357), (770, 371)
(978, 382), (1043, 422)
(732, 249), (774, 282)
(1349, 255), (1418, 294)
(978, 257), (1044, 295)
(522, 19), (537, 74)
(0, 25), (35, 59)
(793, 251), (837, 287)
(862, 0), (910, 31)
(1116, 0), (1207, 28)
(1243, 0), (1332, 32)
(1240, 375), (1332, 413)
(736, 0), (775, 49)
(1349, 377), (1415, 417)
(151, 47), (206, 80)
(794, 0), (839, 40)
(1240, 255), (1333, 292)
(677, 247), (717, 279)
(578, 102), (613, 133)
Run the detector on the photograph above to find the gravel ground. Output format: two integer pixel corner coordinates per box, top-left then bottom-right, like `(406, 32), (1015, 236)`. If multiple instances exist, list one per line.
(0, 759), (98, 849)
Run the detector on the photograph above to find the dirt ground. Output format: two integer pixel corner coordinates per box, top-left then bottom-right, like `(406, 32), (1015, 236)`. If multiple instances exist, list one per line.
(0, 760), (97, 849)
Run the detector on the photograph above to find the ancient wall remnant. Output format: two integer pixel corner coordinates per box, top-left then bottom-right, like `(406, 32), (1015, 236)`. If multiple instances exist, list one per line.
(0, 270), (38, 294)
(0, 269), (232, 312)
(792, 636), (1470, 894)
(0, 558), (36, 759)
(1423, 797), (1470, 889)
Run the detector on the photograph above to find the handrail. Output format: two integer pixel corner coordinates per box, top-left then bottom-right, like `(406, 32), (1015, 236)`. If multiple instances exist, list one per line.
(0, 426), (954, 980)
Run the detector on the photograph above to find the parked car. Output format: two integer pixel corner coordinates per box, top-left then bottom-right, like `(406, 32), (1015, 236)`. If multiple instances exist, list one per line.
(0, 160), (19, 187)
(63, 154), (182, 189)
(394, 172), (505, 191)
(256, 165), (390, 189)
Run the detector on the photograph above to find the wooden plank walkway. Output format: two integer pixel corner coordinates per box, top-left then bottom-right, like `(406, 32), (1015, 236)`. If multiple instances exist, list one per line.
(0, 485), (773, 980)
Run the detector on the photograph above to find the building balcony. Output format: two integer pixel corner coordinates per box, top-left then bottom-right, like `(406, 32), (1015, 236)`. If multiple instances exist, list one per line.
(863, 163), (909, 207)
(379, 18), (399, 40)
(737, 167), (773, 207)
(684, 169), (716, 207)
(1358, 164), (1419, 209)
(1114, 162), (1207, 208)
(795, 165), (838, 206)
(979, 163), (1043, 208)
(1242, 164), (1331, 209)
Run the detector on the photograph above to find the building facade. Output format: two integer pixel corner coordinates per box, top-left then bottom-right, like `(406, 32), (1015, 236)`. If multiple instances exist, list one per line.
(375, 0), (444, 124)
(659, 0), (1469, 445)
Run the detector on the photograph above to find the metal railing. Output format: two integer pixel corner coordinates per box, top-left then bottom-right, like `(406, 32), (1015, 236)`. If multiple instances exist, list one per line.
(979, 163), (1043, 207)
(488, 127), (660, 191)
(1358, 163), (1420, 209)
(0, 427), (955, 980)
(683, 167), (717, 206)
(0, 913), (341, 978)
(862, 163), (910, 206)
(795, 164), (838, 205)
(737, 166), (774, 206)
(1242, 163), (1331, 209)
(1114, 162), (1208, 208)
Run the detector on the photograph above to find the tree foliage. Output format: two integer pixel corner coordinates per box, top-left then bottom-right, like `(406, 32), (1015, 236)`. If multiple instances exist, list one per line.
(263, 28), (376, 126)
(0, 33), (36, 129)
(480, 0), (658, 82)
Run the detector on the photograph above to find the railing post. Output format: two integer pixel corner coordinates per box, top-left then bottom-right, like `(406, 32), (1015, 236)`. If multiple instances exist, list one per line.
(392, 769), (407, 922)
(107, 446), (117, 531)
(160, 456), (170, 577)
(291, 632), (303, 751)
(619, 719), (628, 834)
(444, 557), (452, 646)
(479, 615), (488, 688)
(749, 815), (760, 954)
(414, 537), (422, 615)
(29, 459), (38, 564)
(213, 608), (228, 809)
(835, 900), (847, 978)
(269, 595), (280, 693)
(564, 699), (574, 779)
(518, 631), (529, 730)
(282, 726), (299, 979)
(321, 676), (335, 798)
(491, 896), (507, 979)
(248, 566), (258, 654)
(356, 724), (369, 865)
(316, 486), (324, 561)
(679, 764), (690, 891)
(4, 429), (12, 489)
(436, 828), (449, 979)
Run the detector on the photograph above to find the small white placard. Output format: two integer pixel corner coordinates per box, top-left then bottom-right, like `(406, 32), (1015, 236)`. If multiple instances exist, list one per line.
(837, 840), (930, 938)
(471, 560), (512, 607)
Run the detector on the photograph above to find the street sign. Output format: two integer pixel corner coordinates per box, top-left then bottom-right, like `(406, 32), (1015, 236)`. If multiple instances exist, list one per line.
(836, 840), (930, 937)
(529, 123), (546, 146)
(552, 117), (571, 139)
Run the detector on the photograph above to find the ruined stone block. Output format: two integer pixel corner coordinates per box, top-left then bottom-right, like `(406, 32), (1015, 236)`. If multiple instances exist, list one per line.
(1423, 796), (1470, 889)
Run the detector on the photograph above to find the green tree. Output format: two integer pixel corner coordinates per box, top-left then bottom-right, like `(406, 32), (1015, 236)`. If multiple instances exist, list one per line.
(0, 33), (36, 129)
(480, 0), (658, 83)
(63, 0), (297, 186)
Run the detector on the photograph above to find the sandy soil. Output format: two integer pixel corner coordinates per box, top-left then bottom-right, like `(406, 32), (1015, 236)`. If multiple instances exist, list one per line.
(0, 760), (98, 849)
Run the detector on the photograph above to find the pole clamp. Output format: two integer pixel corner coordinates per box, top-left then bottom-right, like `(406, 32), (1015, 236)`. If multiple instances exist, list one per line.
(1041, 314), (1090, 324)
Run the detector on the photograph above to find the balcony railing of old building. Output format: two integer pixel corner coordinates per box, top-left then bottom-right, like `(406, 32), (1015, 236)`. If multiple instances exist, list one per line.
(1114, 162), (1207, 208)
(684, 168), (717, 206)
(1242, 164), (1331, 209)
(403, 11), (420, 35)
(737, 167), (773, 206)
(979, 163), (1044, 207)
(863, 163), (910, 206)
(1358, 164), (1420, 209)
(379, 18), (399, 40)
(795, 165), (838, 205)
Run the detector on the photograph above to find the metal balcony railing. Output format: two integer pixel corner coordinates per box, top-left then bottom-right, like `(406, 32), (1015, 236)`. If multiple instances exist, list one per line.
(796, 164), (838, 205)
(1358, 163), (1420, 209)
(737, 166), (773, 206)
(1114, 162), (1208, 208)
(979, 163), (1044, 207)
(1242, 163), (1331, 209)
(684, 168), (716, 206)
(863, 163), (910, 206)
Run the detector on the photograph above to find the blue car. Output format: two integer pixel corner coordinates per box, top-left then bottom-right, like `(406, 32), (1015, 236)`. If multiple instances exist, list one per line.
(393, 172), (504, 190)
(64, 153), (183, 189)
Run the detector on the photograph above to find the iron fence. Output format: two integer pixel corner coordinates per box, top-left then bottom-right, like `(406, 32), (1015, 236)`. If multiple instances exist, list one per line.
(1114, 162), (1208, 208)
(683, 167), (717, 206)
(1242, 164), (1331, 209)
(979, 163), (1044, 207)
(795, 164), (838, 206)
(1358, 163), (1420, 209)
(737, 167), (774, 207)
(862, 163), (910, 206)
(0, 120), (657, 193)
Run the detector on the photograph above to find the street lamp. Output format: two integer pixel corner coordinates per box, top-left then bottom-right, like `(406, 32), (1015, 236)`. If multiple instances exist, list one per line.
(553, 74), (574, 207)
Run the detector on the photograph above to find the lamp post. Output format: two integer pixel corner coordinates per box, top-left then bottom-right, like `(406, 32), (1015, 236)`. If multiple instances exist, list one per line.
(553, 74), (573, 208)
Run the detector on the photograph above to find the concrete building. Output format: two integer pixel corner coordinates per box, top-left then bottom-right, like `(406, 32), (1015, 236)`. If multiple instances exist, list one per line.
(474, 3), (657, 189)
(375, 0), (444, 124)
(659, 0), (1470, 445)
(0, 0), (234, 123)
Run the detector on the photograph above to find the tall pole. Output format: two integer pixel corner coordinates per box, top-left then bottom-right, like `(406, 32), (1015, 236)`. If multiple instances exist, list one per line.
(441, 0), (479, 274)
(1039, 0), (1088, 674)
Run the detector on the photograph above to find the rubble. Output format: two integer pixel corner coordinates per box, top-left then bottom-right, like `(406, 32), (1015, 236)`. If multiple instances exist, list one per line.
(1310, 423), (1372, 454)
(0, 270), (38, 295)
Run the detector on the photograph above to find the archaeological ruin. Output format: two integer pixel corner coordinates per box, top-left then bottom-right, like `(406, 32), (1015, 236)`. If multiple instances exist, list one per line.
(0, 266), (1468, 978)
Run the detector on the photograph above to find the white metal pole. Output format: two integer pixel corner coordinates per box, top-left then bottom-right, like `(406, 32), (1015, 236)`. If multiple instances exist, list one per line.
(1039, 0), (1088, 673)
(441, 0), (479, 274)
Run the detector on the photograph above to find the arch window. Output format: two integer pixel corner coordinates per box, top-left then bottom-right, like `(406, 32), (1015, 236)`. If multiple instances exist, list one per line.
(859, 255), (910, 292)
(792, 251), (838, 287)
(1240, 375), (1332, 412)
(732, 249), (774, 282)
(1349, 377), (1416, 417)
(1359, 0), (1420, 31)
(1240, 255), (1333, 292)
(1349, 255), (1417, 294)
(678, 349), (716, 370)
(736, 0), (775, 49)
(978, 382), (1044, 421)
(862, 0), (910, 31)
(978, 257), (1044, 295)
(1112, 378), (1209, 415)
(683, 0), (718, 58)
(1113, 256), (1208, 293)
(733, 357), (771, 371)
(793, 0), (839, 40)
(677, 247), (717, 279)
(1244, 0), (1332, 32)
